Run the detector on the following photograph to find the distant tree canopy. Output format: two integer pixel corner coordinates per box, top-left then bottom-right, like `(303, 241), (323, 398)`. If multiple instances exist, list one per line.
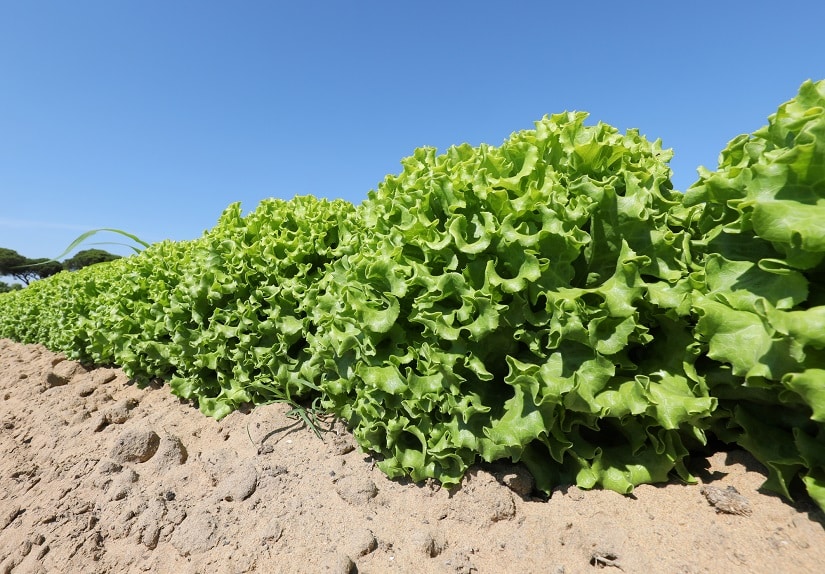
(62, 249), (121, 271)
(0, 248), (36, 285)
(30, 258), (64, 280)
(0, 247), (121, 285)
(0, 248), (26, 271)
(0, 281), (22, 293)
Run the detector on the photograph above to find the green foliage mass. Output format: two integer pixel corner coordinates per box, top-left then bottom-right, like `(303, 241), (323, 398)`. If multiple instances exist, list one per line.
(0, 281), (21, 293)
(684, 79), (825, 509)
(0, 80), (823, 509)
(311, 112), (713, 493)
(0, 248), (27, 276)
(0, 197), (353, 420)
(62, 249), (122, 271)
(0, 246), (120, 285)
(0, 248), (62, 284)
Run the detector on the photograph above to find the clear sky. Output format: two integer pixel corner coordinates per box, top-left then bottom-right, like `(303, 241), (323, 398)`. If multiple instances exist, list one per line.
(2, 1), (824, 269)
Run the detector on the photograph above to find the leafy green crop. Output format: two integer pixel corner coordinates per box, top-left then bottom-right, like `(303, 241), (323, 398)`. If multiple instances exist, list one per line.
(684, 79), (825, 508)
(0, 196), (355, 420)
(158, 197), (355, 418)
(1, 80), (824, 510)
(311, 112), (714, 492)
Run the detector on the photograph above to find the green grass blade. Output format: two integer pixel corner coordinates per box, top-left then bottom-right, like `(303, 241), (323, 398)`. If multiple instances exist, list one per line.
(50, 228), (151, 261)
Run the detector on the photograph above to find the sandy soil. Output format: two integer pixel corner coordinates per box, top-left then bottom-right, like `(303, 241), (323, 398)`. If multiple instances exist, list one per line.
(1, 338), (824, 574)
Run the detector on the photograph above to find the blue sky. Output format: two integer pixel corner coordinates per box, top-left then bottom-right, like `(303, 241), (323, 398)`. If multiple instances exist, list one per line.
(2, 1), (824, 271)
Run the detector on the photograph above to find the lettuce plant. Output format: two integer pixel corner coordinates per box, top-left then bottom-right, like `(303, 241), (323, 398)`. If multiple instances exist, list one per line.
(684, 79), (825, 508)
(0, 196), (356, 421)
(312, 112), (715, 492)
(158, 197), (355, 418)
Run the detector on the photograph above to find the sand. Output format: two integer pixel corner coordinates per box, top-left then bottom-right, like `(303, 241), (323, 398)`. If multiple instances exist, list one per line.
(1, 338), (824, 573)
